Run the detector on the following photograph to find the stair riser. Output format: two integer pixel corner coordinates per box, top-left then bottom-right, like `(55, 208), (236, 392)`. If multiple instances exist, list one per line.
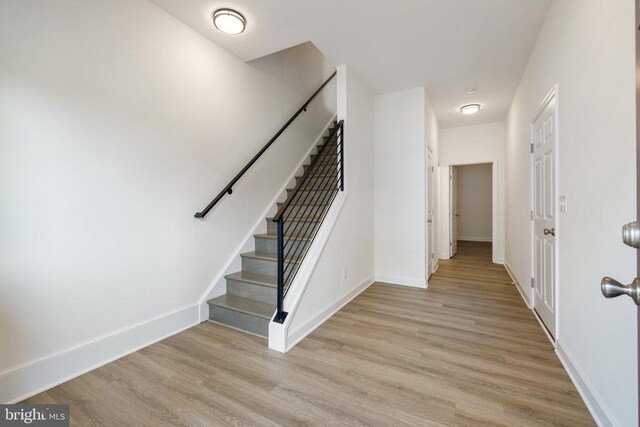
(304, 163), (338, 174)
(295, 175), (339, 187)
(242, 256), (301, 276)
(304, 158), (340, 169)
(242, 256), (277, 276)
(287, 189), (337, 204)
(227, 279), (276, 304)
(209, 306), (270, 337)
(267, 219), (320, 234)
(276, 203), (331, 217)
(310, 151), (339, 161)
(255, 236), (310, 256)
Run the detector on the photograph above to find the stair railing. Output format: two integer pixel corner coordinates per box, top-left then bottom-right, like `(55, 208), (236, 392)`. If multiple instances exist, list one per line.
(272, 120), (344, 323)
(194, 71), (337, 218)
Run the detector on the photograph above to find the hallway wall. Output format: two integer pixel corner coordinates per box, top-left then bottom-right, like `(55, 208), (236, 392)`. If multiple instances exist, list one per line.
(374, 88), (427, 287)
(373, 87), (439, 288)
(504, 0), (637, 424)
(439, 122), (505, 262)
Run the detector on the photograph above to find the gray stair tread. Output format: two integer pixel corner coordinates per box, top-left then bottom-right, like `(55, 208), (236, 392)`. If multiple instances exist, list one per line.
(207, 294), (275, 319)
(225, 271), (276, 287)
(240, 251), (302, 263)
(254, 233), (312, 242)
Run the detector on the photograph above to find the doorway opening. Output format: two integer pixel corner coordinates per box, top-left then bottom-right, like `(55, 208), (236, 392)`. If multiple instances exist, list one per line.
(445, 162), (496, 264)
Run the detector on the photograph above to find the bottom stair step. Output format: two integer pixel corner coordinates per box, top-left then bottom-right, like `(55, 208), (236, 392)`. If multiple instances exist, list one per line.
(207, 295), (275, 337)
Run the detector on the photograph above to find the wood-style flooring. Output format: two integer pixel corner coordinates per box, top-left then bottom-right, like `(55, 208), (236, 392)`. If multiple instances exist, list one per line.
(24, 241), (594, 426)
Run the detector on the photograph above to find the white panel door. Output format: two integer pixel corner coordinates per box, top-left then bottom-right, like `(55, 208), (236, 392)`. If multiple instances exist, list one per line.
(532, 96), (556, 337)
(428, 150), (435, 275)
(450, 166), (458, 257)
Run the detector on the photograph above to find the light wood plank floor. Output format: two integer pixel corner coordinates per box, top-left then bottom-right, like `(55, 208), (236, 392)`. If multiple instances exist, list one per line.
(25, 241), (594, 426)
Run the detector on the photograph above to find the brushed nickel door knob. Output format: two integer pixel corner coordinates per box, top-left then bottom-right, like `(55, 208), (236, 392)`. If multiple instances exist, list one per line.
(601, 277), (640, 305)
(622, 221), (640, 248)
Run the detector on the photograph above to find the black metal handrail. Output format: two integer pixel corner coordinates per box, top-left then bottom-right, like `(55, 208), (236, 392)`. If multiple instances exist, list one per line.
(273, 120), (344, 323)
(194, 71), (337, 218)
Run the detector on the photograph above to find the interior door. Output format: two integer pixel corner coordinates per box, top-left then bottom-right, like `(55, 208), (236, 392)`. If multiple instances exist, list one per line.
(636, 4), (639, 420)
(450, 166), (458, 257)
(598, 5), (640, 420)
(428, 150), (435, 275)
(600, 5), (640, 420)
(532, 95), (557, 337)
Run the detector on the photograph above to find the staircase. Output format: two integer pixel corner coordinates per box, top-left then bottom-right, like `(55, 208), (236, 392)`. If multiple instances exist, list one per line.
(206, 121), (342, 337)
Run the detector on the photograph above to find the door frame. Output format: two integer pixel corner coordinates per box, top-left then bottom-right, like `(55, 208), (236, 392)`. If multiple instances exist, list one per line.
(529, 84), (560, 344)
(440, 160), (498, 263)
(449, 165), (458, 257)
(427, 146), (438, 277)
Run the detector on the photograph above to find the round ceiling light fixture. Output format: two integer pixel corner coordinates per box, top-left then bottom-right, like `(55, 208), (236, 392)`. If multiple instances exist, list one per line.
(460, 104), (481, 115)
(213, 9), (246, 35)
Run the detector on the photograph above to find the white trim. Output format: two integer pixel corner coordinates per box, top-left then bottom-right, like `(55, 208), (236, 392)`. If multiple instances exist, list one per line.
(556, 342), (616, 427)
(285, 276), (375, 351)
(375, 275), (428, 288)
(0, 304), (199, 404)
(196, 115), (338, 319)
(504, 260), (531, 308)
(457, 236), (492, 242)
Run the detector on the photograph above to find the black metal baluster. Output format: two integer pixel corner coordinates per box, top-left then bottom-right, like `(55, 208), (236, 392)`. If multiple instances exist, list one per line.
(274, 218), (287, 323)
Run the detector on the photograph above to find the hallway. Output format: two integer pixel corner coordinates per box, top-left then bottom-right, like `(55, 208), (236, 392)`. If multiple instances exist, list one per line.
(25, 242), (593, 425)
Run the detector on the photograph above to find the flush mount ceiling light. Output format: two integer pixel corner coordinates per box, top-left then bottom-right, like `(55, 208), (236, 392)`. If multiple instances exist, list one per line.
(460, 104), (481, 115)
(213, 9), (246, 35)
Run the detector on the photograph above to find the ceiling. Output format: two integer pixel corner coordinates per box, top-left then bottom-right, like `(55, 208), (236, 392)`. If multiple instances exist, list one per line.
(150, 0), (551, 128)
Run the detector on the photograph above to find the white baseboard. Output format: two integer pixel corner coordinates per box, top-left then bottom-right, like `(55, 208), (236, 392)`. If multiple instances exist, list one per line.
(504, 260), (530, 308)
(458, 236), (492, 242)
(0, 304), (200, 404)
(285, 276), (374, 351)
(556, 342), (616, 427)
(375, 274), (427, 289)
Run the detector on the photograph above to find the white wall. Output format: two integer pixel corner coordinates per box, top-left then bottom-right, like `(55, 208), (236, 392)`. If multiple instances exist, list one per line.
(374, 88), (427, 287)
(439, 122), (506, 262)
(457, 164), (492, 241)
(0, 0), (335, 402)
(505, 1), (637, 425)
(284, 66), (375, 345)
